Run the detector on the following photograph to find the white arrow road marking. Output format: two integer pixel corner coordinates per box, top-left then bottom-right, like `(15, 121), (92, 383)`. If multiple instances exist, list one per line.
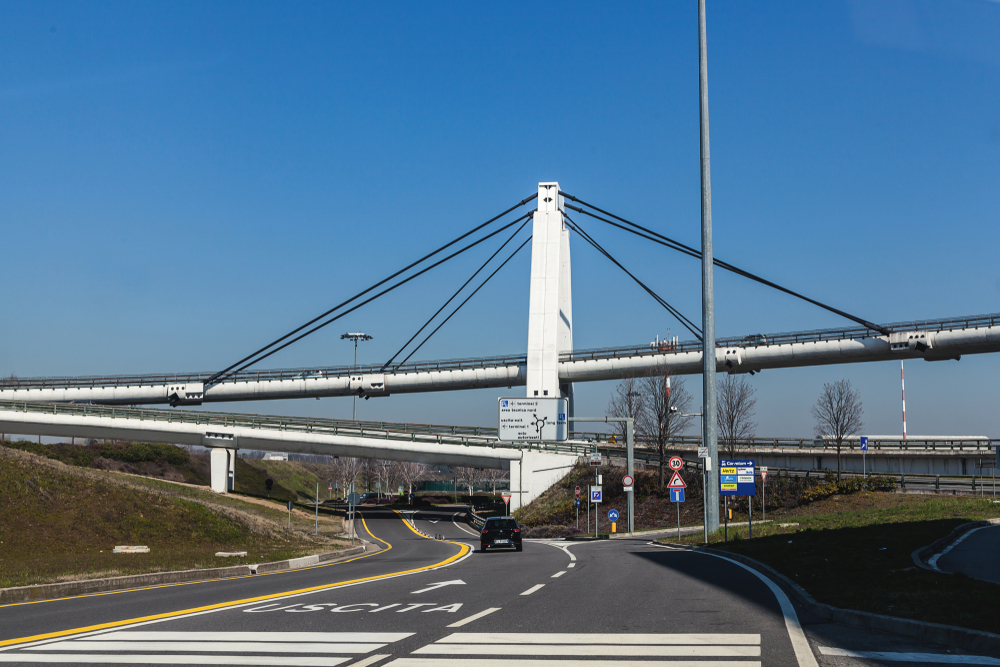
(411, 580), (466, 595)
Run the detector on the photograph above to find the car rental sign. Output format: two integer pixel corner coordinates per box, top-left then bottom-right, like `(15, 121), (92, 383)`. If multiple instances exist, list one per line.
(720, 459), (756, 496)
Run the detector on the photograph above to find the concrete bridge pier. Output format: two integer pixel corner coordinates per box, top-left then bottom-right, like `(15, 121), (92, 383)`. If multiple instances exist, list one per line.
(507, 450), (579, 513)
(209, 447), (236, 494)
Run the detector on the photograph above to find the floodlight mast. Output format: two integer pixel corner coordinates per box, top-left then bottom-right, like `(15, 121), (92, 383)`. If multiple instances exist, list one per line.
(341, 332), (373, 420)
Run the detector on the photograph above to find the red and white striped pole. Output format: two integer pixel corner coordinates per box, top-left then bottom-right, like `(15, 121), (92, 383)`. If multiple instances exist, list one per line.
(901, 360), (907, 440)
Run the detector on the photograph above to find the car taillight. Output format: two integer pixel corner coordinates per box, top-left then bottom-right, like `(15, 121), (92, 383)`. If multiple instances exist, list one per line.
(482, 529), (489, 534)
(513, 528), (521, 533)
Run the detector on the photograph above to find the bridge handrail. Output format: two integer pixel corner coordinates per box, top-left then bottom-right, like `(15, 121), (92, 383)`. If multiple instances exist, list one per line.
(3, 312), (997, 391)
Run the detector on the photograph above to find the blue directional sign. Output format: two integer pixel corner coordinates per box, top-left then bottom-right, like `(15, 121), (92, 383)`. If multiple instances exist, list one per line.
(860, 436), (869, 452)
(720, 459), (756, 497)
(608, 509), (619, 522)
(575, 499), (581, 508)
(670, 488), (685, 503)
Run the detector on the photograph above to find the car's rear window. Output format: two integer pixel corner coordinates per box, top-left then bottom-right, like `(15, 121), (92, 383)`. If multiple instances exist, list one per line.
(486, 519), (517, 529)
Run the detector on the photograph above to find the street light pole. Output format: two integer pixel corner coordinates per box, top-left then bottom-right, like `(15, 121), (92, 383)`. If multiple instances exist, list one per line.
(698, 0), (720, 535)
(341, 333), (373, 421)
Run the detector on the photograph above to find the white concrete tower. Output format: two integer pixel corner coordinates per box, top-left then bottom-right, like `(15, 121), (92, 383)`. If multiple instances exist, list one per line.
(526, 182), (573, 412)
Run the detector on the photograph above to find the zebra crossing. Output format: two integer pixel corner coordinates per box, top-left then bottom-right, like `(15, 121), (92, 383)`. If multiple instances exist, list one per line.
(0, 632), (410, 665)
(0, 631), (763, 665)
(384, 632), (762, 665)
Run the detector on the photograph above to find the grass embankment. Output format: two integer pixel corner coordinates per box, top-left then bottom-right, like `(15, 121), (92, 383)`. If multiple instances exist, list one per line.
(662, 493), (1000, 635)
(0, 445), (348, 589)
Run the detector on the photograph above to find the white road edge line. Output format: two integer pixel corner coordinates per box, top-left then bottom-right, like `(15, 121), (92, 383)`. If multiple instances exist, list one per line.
(446, 607), (502, 628)
(345, 655), (393, 667)
(520, 584), (545, 596)
(927, 525), (989, 571)
(451, 513), (479, 537)
(819, 646), (1000, 665)
(650, 542), (818, 667)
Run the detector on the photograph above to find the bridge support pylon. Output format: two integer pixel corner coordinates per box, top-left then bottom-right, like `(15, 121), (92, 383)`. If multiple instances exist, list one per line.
(526, 182), (573, 415)
(209, 447), (236, 494)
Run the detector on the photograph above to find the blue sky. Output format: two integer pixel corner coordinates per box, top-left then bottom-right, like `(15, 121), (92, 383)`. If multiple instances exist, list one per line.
(2, 1), (998, 438)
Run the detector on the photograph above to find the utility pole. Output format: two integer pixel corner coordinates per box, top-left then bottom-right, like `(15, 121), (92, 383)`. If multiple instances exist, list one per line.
(698, 0), (720, 534)
(341, 332), (373, 421)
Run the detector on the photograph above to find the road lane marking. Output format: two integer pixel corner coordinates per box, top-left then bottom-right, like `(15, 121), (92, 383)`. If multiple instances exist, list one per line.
(413, 644), (760, 656)
(446, 607), (501, 628)
(436, 633), (760, 644)
(84, 632), (410, 642)
(31, 642), (385, 653)
(651, 543), (818, 667)
(0, 656), (351, 665)
(411, 580), (465, 594)
(550, 571), (566, 578)
(451, 513), (478, 537)
(567, 563), (575, 567)
(539, 541), (577, 561)
(818, 646), (1000, 664)
(0, 514), (469, 649)
(345, 657), (392, 667)
(519, 584), (545, 596)
(928, 525), (990, 571)
(386, 661), (759, 667)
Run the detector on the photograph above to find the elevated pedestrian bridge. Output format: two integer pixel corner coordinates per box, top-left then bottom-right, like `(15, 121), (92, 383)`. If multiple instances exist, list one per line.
(2, 312), (997, 406)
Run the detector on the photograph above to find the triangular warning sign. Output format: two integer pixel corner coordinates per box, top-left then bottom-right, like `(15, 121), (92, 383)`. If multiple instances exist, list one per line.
(667, 471), (687, 489)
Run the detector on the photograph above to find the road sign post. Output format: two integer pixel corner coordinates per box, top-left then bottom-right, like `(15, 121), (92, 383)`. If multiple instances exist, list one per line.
(569, 416), (635, 535)
(760, 468), (768, 523)
(860, 436), (869, 477)
(287, 500), (294, 530)
(668, 471), (687, 540)
(502, 492), (512, 510)
(721, 459), (756, 541)
(591, 486), (603, 538)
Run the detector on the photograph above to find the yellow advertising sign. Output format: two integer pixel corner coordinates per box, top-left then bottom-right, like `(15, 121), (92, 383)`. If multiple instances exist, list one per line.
(721, 483), (737, 490)
(720, 467), (737, 475)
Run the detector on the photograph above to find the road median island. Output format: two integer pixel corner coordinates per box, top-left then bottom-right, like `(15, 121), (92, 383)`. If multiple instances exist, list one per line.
(657, 492), (1000, 648)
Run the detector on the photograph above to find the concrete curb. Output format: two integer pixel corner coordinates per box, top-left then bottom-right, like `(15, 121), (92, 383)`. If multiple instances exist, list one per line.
(659, 541), (1000, 655)
(0, 544), (371, 605)
(911, 518), (1000, 572)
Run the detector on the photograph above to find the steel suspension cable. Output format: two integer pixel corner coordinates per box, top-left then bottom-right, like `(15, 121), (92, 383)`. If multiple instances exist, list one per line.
(221, 212), (534, 381)
(561, 192), (890, 336)
(381, 217), (531, 371)
(398, 234), (533, 367)
(206, 194), (538, 386)
(564, 214), (702, 340)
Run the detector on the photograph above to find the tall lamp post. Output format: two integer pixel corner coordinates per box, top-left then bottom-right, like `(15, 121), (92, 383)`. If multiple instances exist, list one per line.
(341, 332), (373, 421)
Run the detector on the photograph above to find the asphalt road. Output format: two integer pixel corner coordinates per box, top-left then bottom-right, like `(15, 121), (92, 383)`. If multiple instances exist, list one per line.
(936, 524), (1000, 585)
(0, 507), (995, 666)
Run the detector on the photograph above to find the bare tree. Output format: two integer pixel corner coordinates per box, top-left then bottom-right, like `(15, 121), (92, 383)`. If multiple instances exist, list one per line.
(607, 376), (643, 442)
(453, 466), (482, 500)
(632, 367), (693, 488)
(396, 461), (428, 496)
(717, 375), (758, 459)
(812, 379), (864, 480)
(483, 466), (509, 494)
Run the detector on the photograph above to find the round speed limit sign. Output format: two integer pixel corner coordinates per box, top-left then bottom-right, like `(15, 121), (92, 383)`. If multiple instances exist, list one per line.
(668, 456), (684, 471)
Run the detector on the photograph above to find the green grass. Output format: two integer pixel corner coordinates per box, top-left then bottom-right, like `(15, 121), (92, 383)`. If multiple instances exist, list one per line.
(0, 446), (348, 588)
(662, 493), (1000, 635)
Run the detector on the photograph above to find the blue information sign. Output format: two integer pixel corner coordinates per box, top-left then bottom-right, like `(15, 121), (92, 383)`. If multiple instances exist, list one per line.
(860, 436), (869, 452)
(608, 509), (619, 521)
(720, 459), (756, 496)
(670, 488), (685, 503)
(575, 498), (581, 508)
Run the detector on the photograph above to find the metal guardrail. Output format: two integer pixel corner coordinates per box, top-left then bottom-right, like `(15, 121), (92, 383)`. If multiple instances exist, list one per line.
(3, 312), (997, 390)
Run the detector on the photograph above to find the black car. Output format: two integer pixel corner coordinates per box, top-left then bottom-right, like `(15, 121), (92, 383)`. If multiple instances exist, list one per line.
(480, 517), (522, 552)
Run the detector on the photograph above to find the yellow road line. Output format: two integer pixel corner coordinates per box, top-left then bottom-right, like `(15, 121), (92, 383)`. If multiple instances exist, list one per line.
(0, 512), (469, 648)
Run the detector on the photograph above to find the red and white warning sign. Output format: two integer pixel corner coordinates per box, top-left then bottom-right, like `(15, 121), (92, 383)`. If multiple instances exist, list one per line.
(667, 471), (687, 489)
(760, 471), (768, 483)
(668, 456), (684, 471)
(502, 492), (512, 506)
(574, 486), (581, 498)
(622, 475), (634, 487)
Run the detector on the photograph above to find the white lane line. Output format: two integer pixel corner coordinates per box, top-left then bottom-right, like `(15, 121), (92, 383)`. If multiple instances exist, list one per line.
(84, 632), (409, 642)
(819, 647), (1000, 664)
(567, 563), (575, 568)
(436, 633), (760, 644)
(386, 660), (759, 667)
(0, 656), (349, 665)
(928, 526), (989, 570)
(519, 584), (545, 596)
(539, 541), (577, 561)
(412, 644), (760, 656)
(446, 607), (502, 628)
(344, 656), (392, 667)
(652, 543), (818, 667)
(551, 571), (566, 578)
(31, 642), (381, 654)
(451, 513), (479, 536)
